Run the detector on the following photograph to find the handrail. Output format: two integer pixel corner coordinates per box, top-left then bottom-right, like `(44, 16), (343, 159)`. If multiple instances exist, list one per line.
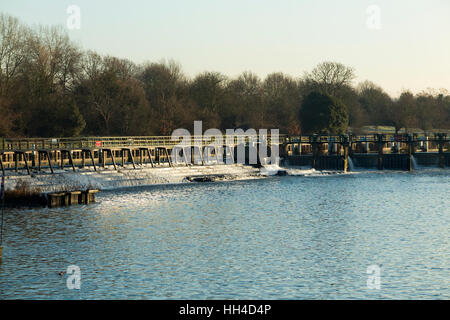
(1, 133), (448, 152)
(0, 134), (287, 152)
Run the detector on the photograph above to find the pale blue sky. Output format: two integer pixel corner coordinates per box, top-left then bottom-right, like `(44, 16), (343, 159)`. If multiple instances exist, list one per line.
(1, 0), (449, 96)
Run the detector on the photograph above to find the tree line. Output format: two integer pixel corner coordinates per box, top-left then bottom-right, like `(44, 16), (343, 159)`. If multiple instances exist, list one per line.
(0, 13), (449, 137)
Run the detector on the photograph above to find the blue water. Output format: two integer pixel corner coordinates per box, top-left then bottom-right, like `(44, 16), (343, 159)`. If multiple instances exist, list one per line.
(0, 170), (449, 299)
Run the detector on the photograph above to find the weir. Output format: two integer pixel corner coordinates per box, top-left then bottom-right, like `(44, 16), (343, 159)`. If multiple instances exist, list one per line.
(0, 133), (449, 174)
(282, 133), (449, 171)
(0, 135), (279, 174)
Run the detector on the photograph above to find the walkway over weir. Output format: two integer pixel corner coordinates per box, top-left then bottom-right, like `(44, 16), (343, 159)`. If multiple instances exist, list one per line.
(1, 133), (449, 174)
(0, 135), (281, 151)
(0, 134), (280, 174)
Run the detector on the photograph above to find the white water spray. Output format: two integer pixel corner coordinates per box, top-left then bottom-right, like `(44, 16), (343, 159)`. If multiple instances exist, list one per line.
(411, 155), (419, 170)
(348, 157), (356, 171)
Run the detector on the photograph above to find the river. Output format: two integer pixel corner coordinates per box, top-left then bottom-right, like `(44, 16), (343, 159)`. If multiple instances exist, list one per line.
(0, 169), (448, 299)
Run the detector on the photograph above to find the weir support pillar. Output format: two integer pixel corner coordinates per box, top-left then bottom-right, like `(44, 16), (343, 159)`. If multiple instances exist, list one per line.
(311, 135), (319, 169)
(407, 134), (414, 171)
(376, 134), (384, 170)
(437, 133), (446, 168)
(342, 135), (349, 172)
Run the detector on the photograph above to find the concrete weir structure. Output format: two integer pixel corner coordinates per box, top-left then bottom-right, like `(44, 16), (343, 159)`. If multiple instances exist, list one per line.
(0, 135), (278, 174)
(282, 133), (450, 171)
(2, 164), (262, 194)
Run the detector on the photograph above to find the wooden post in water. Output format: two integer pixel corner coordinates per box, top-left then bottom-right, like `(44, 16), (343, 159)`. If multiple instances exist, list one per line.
(48, 193), (63, 208)
(48, 190), (99, 207)
(84, 189), (99, 204)
(69, 191), (81, 205)
(63, 193), (70, 206)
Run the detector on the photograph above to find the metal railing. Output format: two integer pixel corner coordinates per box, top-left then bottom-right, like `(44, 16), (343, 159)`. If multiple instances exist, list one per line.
(284, 133), (449, 144)
(1, 133), (449, 152)
(0, 134), (287, 152)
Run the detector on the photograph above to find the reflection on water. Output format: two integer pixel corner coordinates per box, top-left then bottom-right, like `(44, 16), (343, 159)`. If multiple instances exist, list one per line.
(0, 170), (449, 299)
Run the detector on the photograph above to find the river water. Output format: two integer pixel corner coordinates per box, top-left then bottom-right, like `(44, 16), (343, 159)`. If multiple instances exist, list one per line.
(0, 169), (448, 299)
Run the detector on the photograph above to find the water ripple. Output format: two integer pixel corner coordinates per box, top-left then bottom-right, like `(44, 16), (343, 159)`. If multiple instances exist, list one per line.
(0, 170), (449, 299)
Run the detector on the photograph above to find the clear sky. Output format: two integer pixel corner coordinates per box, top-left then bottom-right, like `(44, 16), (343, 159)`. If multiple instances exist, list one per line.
(1, 0), (449, 97)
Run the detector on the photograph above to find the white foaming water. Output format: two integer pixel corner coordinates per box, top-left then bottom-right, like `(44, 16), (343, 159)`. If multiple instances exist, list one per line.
(411, 155), (419, 170)
(260, 164), (283, 176)
(4, 162), (365, 194)
(285, 167), (342, 177)
(348, 157), (356, 171)
(4, 164), (263, 193)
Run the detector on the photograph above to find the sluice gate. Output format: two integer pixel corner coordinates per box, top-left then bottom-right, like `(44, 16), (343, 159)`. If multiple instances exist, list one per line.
(282, 133), (449, 171)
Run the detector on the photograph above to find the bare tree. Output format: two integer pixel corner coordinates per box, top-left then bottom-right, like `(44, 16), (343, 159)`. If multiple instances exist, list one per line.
(81, 50), (103, 81)
(190, 71), (227, 112)
(0, 14), (29, 96)
(305, 61), (355, 96)
(263, 73), (301, 133)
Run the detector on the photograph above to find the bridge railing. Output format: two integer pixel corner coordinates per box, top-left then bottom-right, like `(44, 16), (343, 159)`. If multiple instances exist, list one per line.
(1, 133), (448, 152)
(0, 134), (286, 152)
(284, 133), (449, 144)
